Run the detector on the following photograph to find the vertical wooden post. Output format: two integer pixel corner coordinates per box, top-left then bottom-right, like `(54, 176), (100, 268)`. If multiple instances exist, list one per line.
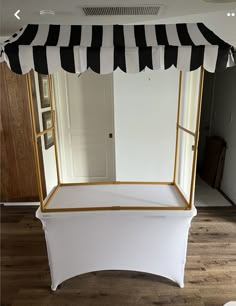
(48, 75), (61, 186)
(189, 66), (205, 209)
(26, 74), (45, 211)
(173, 71), (183, 184)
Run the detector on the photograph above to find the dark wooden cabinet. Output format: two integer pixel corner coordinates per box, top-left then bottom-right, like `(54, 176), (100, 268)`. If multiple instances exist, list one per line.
(0, 63), (45, 202)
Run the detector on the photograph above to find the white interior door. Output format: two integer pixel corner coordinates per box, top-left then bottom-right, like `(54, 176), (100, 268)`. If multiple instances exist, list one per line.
(53, 70), (115, 183)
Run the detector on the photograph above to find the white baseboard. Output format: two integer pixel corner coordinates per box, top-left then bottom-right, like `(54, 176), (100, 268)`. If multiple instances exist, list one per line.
(1, 202), (39, 206)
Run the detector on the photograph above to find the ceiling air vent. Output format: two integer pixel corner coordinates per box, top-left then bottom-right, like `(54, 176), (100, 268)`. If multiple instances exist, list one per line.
(81, 6), (160, 16)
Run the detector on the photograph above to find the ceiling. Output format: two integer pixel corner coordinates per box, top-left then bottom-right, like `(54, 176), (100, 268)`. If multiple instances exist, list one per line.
(1, 0), (236, 36)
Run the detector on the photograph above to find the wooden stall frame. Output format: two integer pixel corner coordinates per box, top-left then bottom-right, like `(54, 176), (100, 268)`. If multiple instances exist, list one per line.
(173, 67), (205, 209)
(60, 181), (173, 186)
(48, 76), (61, 186)
(189, 66), (205, 209)
(27, 68), (204, 213)
(173, 71), (182, 184)
(26, 74), (45, 212)
(177, 124), (196, 137)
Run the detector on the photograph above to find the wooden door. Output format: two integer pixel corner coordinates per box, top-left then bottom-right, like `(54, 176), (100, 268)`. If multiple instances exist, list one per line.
(0, 63), (45, 202)
(54, 70), (115, 183)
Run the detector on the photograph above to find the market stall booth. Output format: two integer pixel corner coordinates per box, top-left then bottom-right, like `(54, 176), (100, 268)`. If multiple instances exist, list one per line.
(1, 23), (235, 290)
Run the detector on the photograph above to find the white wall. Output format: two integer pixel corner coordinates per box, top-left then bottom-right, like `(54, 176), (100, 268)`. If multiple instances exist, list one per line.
(210, 66), (236, 203)
(113, 67), (179, 181)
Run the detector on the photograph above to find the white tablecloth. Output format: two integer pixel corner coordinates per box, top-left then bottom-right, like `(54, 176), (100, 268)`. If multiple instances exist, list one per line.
(37, 207), (196, 290)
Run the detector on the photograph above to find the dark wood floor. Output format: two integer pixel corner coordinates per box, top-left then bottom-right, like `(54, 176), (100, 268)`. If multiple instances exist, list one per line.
(1, 205), (236, 306)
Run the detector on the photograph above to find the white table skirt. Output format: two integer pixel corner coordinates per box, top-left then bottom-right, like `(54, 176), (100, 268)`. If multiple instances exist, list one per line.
(37, 207), (196, 290)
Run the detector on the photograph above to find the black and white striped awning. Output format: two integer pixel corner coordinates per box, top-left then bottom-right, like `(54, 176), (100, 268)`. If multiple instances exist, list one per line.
(0, 23), (235, 74)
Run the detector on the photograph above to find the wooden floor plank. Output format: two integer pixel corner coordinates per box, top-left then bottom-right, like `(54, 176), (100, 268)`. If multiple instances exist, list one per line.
(1, 205), (236, 306)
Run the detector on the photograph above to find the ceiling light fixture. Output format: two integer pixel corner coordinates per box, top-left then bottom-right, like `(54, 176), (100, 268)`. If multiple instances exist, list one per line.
(40, 10), (55, 16)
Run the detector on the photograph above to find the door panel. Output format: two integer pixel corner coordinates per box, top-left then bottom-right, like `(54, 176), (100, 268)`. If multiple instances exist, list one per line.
(54, 70), (115, 183)
(179, 69), (201, 132)
(0, 64), (45, 202)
